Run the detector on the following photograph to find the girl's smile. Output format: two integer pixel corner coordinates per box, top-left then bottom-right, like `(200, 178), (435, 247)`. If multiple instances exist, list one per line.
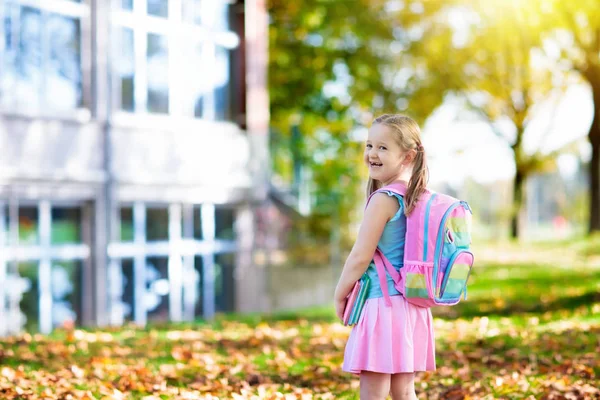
(364, 124), (406, 185)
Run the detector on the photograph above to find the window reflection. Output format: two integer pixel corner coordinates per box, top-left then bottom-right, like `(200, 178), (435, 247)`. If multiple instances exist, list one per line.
(46, 13), (82, 110)
(215, 207), (235, 240)
(51, 207), (82, 244)
(187, 42), (232, 120)
(0, 3), (83, 112)
(147, 0), (169, 18)
(16, 6), (43, 111)
(193, 256), (203, 317)
(146, 207), (169, 241)
(119, 27), (135, 112)
(121, 259), (134, 322)
(1, 205), (8, 246)
(189, 0), (229, 30)
(193, 207), (203, 240)
(185, 0), (203, 26)
(120, 207), (134, 242)
(215, 253), (235, 312)
(18, 262), (39, 332)
(214, 46), (231, 121)
(188, 42), (208, 118)
(51, 261), (82, 328)
(19, 207), (38, 245)
(147, 33), (169, 114)
(110, 0), (238, 119)
(146, 257), (170, 322)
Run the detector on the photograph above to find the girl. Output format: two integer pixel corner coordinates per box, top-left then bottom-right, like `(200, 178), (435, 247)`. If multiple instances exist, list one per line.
(334, 114), (435, 400)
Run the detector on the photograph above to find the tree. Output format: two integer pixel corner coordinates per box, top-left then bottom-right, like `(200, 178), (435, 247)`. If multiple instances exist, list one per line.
(267, 0), (450, 255)
(538, 0), (600, 233)
(416, 2), (579, 238)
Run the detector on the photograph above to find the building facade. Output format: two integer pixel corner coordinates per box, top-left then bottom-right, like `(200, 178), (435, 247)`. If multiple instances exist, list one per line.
(0, 0), (270, 336)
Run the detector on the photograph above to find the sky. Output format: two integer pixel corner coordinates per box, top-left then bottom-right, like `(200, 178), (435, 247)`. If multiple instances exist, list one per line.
(422, 83), (594, 187)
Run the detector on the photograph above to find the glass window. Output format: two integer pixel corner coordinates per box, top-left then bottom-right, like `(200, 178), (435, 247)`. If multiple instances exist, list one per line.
(193, 206), (203, 240)
(214, 46), (231, 121)
(187, 42), (232, 120)
(120, 207), (134, 242)
(0, 3), (83, 112)
(51, 261), (83, 328)
(215, 253), (235, 312)
(19, 207), (38, 245)
(46, 13), (82, 111)
(189, 42), (207, 118)
(193, 256), (203, 317)
(17, 262), (39, 332)
(146, 33), (169, 114)
(146, 207), (169, 241)
(2, 5), (43, 111)
(212, 1), (230, 32)
(147, 0), (169, 18)
(51, 207), (82, 244)
(182, 0), (201, 25)
(121, 259), (134, 322)
(1, 204), (8, 246)
(215, 207), (235, 240)
(119, 27), (135, 112)
(112, 0), (238, 120)
(186, 0), (229, 29)
(146, 257), (170, 322)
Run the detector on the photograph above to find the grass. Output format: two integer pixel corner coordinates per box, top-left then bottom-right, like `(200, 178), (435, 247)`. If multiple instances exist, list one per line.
(1, 239), (599, 399)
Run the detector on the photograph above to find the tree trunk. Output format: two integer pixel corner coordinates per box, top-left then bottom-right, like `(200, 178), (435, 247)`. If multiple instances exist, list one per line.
(589, 88), (600, 233)
(511, 168), (525, 239)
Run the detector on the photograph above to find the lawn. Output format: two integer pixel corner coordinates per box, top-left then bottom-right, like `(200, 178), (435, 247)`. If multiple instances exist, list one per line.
(1, 240), (599, 399)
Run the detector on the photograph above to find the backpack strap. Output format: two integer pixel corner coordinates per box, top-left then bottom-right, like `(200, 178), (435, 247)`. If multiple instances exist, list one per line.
(373, 249), (401, 306)
(365, 182), (408, 307)
(366, 182), (408, 206)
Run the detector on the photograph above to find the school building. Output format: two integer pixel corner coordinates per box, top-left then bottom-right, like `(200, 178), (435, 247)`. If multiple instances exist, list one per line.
(0, 0), (271, 336)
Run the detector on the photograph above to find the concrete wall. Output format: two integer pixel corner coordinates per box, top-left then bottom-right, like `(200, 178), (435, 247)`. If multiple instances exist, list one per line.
(110, 120), (250, 188)
(0, 114), (256, 204)
(267, 264), (337, 312)
(0, 115), (105, 184)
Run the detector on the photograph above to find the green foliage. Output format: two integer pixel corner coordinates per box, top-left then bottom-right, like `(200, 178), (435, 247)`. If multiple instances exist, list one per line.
(268, 0), (456, 254)
(268, 0), (599, 243)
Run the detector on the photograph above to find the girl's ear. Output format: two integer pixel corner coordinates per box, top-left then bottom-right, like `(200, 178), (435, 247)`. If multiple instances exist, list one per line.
(403, 149), (417, 165)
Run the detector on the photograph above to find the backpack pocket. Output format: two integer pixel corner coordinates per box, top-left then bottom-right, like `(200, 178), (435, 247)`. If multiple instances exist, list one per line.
(438, 228), (458, 292)
(439, 250), (474, 302)
(400, 262), (435, 307)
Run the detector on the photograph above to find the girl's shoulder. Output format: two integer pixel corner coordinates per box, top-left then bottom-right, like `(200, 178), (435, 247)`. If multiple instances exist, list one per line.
(366, 191), (403, 222)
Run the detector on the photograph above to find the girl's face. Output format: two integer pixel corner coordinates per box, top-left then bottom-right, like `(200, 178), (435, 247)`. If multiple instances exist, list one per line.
(364, 123), (407, 184)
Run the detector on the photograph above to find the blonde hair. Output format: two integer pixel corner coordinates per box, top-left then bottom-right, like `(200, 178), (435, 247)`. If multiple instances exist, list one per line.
(366, 114), (429, 216)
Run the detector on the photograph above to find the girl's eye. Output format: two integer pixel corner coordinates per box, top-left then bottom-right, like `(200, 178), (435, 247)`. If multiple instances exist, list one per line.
(366, 144), (372, 149)
(379, 146), (387, 150)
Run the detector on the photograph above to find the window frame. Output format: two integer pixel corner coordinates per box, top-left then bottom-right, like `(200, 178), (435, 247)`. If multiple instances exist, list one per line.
(107, 202), (237, 326)
(0, 0), (92, 121)
(0, 200), (91, 335)
(110, 0), (240, 123)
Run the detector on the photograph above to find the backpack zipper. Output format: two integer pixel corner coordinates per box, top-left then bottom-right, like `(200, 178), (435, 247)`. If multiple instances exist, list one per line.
(422, 193), (437, 261)
(432, 201), (462, 297)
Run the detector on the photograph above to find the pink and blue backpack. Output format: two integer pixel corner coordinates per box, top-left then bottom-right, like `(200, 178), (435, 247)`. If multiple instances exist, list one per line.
(368, 182), (474, 308)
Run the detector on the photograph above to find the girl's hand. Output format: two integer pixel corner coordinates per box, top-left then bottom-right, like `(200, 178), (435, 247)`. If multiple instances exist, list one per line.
(335, 297), (347, 322)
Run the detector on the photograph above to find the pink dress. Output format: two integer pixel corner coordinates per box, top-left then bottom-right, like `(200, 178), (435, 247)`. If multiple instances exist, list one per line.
(342, 191), (436, 375)
(342, 294), (436, 374)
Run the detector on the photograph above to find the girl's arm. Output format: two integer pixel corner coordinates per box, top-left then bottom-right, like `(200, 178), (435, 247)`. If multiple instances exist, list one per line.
(334, 193), (398, 302)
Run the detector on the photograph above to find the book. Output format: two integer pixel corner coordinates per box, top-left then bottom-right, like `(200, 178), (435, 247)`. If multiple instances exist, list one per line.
(342, 280), (361, 325)
(343, 274), (370, 326)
